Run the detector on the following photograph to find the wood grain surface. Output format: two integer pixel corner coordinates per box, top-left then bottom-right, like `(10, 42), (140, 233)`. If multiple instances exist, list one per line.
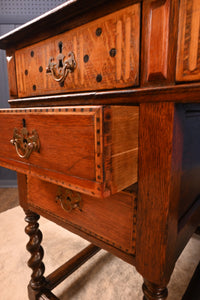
(141, 0), (179, 86)
(176, 0), (200, 82)
(0, 105), (138, 198)
(27, 176), (137, 254)
(15, 4), (140, 98)
(136, 103), (183, 286)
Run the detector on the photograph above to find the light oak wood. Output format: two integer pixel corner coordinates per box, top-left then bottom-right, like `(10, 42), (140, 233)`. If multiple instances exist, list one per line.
(15, 4), (140, 98)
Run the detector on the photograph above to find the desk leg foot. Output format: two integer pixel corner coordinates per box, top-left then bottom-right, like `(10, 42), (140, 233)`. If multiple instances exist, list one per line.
(24, 210), (46, 299)
(142, 279), (168, 300)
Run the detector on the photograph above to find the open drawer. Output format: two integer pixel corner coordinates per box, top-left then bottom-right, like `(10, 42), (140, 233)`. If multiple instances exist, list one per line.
(0, 105), (138, 197)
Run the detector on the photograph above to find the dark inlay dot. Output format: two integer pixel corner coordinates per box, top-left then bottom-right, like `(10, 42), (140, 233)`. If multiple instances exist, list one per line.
(105, 113), (111, 120)
(59, 81), (64, 87)
(30, 51), (34, 57)
(110, 48), (117, 57)
(96, 28), (102, 36)
(33, 85), (36, 91)
(84, 55), (89, 63)
(39, 66), (43, 73)
(25, 69), (28, 76)
(96, 74), (102, 82)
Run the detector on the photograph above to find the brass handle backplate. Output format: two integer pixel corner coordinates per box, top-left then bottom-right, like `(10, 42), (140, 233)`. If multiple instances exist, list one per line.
(56, 187), (82, 212)
(10, 127), (40, 159)
(46, 42), (76, 84)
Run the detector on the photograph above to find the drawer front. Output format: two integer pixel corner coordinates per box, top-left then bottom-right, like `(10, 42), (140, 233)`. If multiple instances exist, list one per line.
(27, 176), (137, 254)
(176, 0), (200, 82)
(15, 4), (140, 98)
(0, 105), (138, 197)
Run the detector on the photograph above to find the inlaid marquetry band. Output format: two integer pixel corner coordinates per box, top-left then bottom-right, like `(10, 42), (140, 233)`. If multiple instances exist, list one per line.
(0, 106), (100, 114)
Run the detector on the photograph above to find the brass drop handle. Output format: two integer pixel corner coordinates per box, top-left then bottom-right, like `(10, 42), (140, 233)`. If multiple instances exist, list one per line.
(46, 48), (76, 84)
(56, 187), (82, 212)
(10, 127), (40, 159)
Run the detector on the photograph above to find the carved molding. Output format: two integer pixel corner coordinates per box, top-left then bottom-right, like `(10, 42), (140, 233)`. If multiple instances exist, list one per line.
(142, 0), (171, 85)
(176, 0), (200, 81)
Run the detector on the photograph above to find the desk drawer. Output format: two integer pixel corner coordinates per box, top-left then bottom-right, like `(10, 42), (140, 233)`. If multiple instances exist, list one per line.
(0, 105), (138, 197)
(15, 4), (140, 98)
(27, 176), (137, 254)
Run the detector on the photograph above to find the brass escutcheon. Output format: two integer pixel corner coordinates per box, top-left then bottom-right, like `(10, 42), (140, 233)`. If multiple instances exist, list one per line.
(10, 127), (40, 159)
(56, 187), (82, 212)
(46, 43), (76, 84)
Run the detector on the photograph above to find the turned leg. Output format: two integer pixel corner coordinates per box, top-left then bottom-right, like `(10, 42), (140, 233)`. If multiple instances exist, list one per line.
(24, 210), (46, 300)
(195, 226), (200, 235)
(142, 279), (168, 300)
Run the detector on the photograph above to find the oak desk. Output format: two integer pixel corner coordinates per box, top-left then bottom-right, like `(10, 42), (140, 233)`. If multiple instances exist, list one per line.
(0, 0), (200, 299)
